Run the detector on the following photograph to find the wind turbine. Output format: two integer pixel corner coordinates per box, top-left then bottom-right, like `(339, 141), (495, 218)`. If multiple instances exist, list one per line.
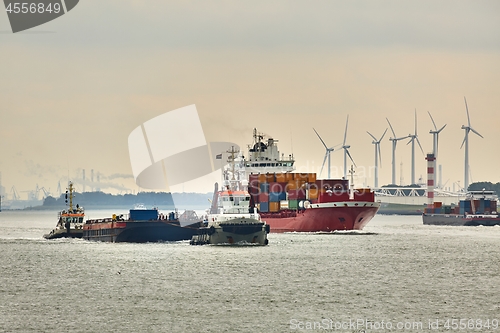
(386, 118), (409, 185)
(340, 115), (356, 179)
(428, 111), (446, 159)
(313, 128), (335, 178)
(367, 128), (387, 189)
(406, 109), (424, 185)
(461, 97), (483, 191)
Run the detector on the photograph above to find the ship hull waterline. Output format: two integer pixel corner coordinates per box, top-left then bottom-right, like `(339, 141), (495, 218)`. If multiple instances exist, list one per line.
(83, 221), (202, 243)
(260, 202), (380, 233)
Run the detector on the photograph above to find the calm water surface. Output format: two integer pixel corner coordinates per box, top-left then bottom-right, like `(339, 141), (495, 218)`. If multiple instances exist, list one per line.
(1, 210), (499, 332)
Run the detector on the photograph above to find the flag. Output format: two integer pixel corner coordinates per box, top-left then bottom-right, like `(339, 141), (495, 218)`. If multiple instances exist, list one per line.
(216, 154), (222, 159)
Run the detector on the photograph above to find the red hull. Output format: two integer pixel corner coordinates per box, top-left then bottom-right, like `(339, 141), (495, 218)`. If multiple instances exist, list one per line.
(260, 202), (380, 233)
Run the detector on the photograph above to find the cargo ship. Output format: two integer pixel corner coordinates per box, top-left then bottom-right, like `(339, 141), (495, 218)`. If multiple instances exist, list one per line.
(242, 129), (380, 232)
(83, 206), (202, 243)
(423, 190), (500, 226)
(44, 182), (85, 239)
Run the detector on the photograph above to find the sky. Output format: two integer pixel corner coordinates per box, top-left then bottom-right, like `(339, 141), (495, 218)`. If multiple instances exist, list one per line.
(1, 1), (499, 198)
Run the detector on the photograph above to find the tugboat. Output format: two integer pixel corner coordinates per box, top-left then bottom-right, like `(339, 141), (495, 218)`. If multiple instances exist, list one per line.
(44, 182), (85, 239)
(191, 147), (269, 245)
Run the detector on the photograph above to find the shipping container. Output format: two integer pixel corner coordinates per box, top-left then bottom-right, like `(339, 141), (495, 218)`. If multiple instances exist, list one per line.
(294, 173), (308, 182)
(259, 192), (269, 202)
(280, 200), (289, 209)
(307, 188), (319, 200)
(258, 174), (267, 183)
(275, 173), (287, 183)
(249, 174), (259, 183)
(307, 173), (317, 183)
(354, 191), (375, 202)
(434, 202), (442, 208)
(288, 189), (306, 200)
(265, 173), (275, 183)
(269, 201), (280, 212)
(491, 201), (497, 212)
(288, 199), (298, 210)
(260, 182), (270, 193)
(259, 201), (269, 213)
(269, 192), (286, 202)
(270, 182), (287, 193)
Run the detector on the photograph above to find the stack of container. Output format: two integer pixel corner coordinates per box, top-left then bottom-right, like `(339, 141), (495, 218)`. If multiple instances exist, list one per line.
(247, 172), (364, 213)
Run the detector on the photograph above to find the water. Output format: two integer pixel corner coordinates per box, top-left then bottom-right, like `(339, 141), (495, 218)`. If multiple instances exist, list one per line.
(1, 210), (500, 332)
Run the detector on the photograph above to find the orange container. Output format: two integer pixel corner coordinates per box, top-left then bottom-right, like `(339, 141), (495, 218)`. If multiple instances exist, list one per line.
(269, 201), (280, 212)
(258, 174), (266, 183)
(265, 173), (275, 183)
(307, 173), (317, 183)
(294, 173), (308, 182)
(307, 188), (319, 200)
(275, 173), (287, 183)
(285, 173), (294, 182)
(434, 202), (442, 208)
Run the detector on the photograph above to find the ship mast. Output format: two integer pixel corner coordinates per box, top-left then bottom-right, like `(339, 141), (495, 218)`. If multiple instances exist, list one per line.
(66, 182), (74, 212)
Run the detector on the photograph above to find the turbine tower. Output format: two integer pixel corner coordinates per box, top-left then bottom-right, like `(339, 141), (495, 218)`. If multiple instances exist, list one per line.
(367, 128), (387, 189)
(461, 97), (483, 191)
(386, 118), (409, 185)
(406, 109), (424, 185)
(340, 115), (356, 179)
(428, 111), (446, 159)
(313, 128), (334, 179)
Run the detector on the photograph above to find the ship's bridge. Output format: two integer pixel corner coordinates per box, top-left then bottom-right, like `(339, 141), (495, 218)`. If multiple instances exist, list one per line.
(219, 190), (250, 214)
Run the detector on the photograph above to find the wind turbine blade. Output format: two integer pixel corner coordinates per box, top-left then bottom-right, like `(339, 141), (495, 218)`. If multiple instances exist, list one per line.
(460, 132), (468, 149)
(464, 97), (471, 127)
(320, 152), (328, 177)
(416, 137), (424, 154)
(437, 124), (447, 133)
(313, 128), (328, 149)
(386, 118), (397, 138)
(414, 109), (417, 135)
(345, 149), (356, 167)
(379, 128), (388, 142)
(406, 137), (413, 145)
(367, 131), (377, 141)
(428, 111), (437, 131)
(343, 115), (349, 146)
(470, 127), (484, 138)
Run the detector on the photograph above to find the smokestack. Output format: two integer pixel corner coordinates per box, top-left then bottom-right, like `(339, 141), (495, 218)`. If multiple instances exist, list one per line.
(426, 154), (436, 209)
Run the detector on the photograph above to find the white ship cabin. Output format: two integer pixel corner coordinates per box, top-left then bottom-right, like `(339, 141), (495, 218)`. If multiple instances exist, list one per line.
(244, 129), (295, 175)
(219, 190), (251, 214)
(467, 190), (498, 201)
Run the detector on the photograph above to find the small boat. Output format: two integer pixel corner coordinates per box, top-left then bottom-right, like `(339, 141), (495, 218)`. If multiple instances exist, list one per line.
(44, 182), (85, 239)
(191, 147), (269, 245)
(423, 190), (500, 226)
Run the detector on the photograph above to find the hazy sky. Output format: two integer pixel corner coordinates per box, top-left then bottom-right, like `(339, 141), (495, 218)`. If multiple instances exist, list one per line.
(1, 1), (499, 197)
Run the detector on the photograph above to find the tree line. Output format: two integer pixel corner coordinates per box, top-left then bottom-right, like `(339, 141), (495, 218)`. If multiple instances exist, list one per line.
(42, 191), (212, 208)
